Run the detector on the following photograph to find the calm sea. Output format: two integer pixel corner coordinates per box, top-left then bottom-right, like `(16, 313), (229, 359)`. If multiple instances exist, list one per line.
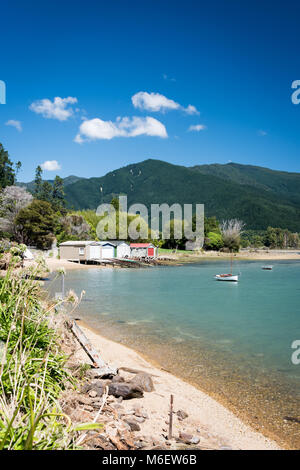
(48, 260), (300, 448)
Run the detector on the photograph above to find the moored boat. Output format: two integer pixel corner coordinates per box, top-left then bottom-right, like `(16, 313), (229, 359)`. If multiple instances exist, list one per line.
(215, 253), (239, 282)
(262, 265), (273, 270)
(215, 273), (239, 282)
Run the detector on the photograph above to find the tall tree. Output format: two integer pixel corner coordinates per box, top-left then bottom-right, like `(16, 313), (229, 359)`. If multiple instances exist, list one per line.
(34, 165), (43, 198)
(0, 143), (16, 189)
(52, 176), (66, 213)
(40, 181), (53, 203)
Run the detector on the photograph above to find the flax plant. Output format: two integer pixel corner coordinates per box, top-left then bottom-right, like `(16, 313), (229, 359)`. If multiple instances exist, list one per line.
(0, 254), (101, 449)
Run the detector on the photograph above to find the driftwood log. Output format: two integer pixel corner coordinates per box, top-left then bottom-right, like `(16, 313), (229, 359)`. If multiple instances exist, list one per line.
(67, 320), (117, 377)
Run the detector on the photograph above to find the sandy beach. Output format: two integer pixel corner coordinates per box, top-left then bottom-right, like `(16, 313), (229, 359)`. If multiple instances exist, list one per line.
(160, 249), (300, 262)
(74, 321), (281, 450)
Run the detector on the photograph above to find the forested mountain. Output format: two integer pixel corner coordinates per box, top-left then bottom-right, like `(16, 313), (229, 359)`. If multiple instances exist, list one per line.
(20, 160), (300, 231)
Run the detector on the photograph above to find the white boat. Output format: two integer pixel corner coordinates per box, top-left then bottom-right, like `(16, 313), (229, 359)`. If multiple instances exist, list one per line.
(215, 254), (239, 282)
(215, 273), (239, 282)
(262, 265), (273, 270)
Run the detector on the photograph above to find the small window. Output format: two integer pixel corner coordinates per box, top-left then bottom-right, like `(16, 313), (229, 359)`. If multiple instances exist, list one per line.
(79, 247), (84, 256)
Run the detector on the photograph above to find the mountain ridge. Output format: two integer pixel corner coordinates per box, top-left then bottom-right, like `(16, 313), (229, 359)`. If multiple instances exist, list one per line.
(19, 160), (300, 231)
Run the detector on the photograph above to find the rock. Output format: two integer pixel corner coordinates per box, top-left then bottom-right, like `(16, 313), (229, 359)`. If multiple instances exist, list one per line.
(109, 435), (128, 450)
(123, 417), (141, 432)
(120, 431), (136, 448)
(86, 436), (115, 450)
(86, 368), (115, 380)
(111, 374), (125, 383)
(76, 395), (94, 406)
(70, 409), (93, 423)
(108, 383), (144, 399)
(135, 416), (145, 423)
(133, 407), (149, 419)
(88, 390), (97, 398)
(177, 410), (188, 420)
(129, 372), (154, 392)
(178, 432), (193, 444)
(178, 432), (200, 445)
(83, 405), (94, 412)
(113, 404), (124, 410)
(82, 381), (105, 397)
(134, 440), (148, 449)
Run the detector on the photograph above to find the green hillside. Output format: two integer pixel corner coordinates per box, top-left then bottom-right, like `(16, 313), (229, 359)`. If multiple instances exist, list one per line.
(191, 162), (300, 205)
(62, 160), (300, 231)
(19, 160), (300, 231)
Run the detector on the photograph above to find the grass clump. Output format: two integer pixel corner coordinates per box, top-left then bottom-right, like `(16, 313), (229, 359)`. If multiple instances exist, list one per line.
(0, 256), (101, 449)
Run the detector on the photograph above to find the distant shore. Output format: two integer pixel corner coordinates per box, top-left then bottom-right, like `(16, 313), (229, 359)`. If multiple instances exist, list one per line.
(160, 249), (300, 262)
(34, 249), (300, 274)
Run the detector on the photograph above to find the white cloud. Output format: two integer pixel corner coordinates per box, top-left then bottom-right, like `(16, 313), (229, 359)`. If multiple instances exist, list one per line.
(30, 96), (78, 121)
(163, 74), (176, 82)
(131, 91), (199, 115)
(258, 129), (267, 136)
(75, 116), (167, 142)
(188, 124), (206, 132)
(41, 160), (61, 171)
(5, 120), (22, 131)
(185, 105), (198, 115)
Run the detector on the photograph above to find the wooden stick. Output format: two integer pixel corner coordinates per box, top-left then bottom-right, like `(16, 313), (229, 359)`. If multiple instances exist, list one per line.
(67, 320), (117, 376)
(168, 394), (174, 440)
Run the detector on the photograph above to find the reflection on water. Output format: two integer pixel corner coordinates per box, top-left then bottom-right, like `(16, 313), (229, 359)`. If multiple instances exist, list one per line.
(47, 260), (300, 448)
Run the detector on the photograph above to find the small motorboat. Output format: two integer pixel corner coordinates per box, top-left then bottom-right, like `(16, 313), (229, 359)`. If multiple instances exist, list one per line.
(262, 265), (273, 270)
(215, 273), (239, 282)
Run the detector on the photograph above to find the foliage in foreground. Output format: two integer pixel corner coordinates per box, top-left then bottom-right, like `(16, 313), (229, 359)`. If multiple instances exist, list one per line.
(0, 256), (101, 449)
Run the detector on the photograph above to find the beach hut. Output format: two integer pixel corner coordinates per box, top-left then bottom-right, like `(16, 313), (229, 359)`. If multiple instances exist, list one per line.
(99, 241), (115, 259)
(130, 243), (157, 258)
(59, 241), (102, 261)
(105, 240), (130, 258)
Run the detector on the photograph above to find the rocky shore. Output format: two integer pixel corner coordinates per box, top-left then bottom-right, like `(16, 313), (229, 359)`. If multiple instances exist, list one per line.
(58, 318), (281, 451)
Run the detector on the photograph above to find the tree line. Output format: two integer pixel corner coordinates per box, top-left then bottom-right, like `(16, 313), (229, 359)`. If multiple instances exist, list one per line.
(0, 142), (299, 251)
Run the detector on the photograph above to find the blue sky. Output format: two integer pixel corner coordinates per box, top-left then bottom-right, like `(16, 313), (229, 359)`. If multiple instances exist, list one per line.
(1, 0), (300, 181)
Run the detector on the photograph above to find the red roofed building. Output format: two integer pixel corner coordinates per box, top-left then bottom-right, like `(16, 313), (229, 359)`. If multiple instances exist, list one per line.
(130, 243), (157, 258)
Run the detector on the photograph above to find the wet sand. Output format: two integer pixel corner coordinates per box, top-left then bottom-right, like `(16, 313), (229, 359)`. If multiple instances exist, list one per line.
(77, 317), (299, 450)
(77, 321), (281, 450)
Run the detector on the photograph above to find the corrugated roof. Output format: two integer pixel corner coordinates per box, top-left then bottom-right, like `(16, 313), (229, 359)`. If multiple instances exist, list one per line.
(105, 240), (129, 246)
(130, 243), (154, 248)
(59, 241), (94, 246)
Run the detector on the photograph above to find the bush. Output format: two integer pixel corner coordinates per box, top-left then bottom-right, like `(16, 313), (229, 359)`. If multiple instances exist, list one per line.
(15, 199), (57, 249)
(204, 232), (224, 250)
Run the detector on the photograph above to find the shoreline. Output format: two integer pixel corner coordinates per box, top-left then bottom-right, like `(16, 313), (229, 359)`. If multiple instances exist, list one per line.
(40, 249), (300, 275)
(76, 320), (281, 450)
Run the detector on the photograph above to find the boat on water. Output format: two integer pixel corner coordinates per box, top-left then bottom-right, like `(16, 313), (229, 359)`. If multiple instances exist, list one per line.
(215, 273), (239, 282)
(262, 265), (273, 270)
(215, 255), (239, 282)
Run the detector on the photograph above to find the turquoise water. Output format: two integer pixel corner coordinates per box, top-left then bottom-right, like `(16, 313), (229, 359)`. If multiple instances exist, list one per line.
(48, 260), (300, 446)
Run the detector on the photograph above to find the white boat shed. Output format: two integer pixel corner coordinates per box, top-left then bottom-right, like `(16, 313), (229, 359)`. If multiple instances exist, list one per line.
(105, 240), (131, 258)
(59, 240), (116, 261)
